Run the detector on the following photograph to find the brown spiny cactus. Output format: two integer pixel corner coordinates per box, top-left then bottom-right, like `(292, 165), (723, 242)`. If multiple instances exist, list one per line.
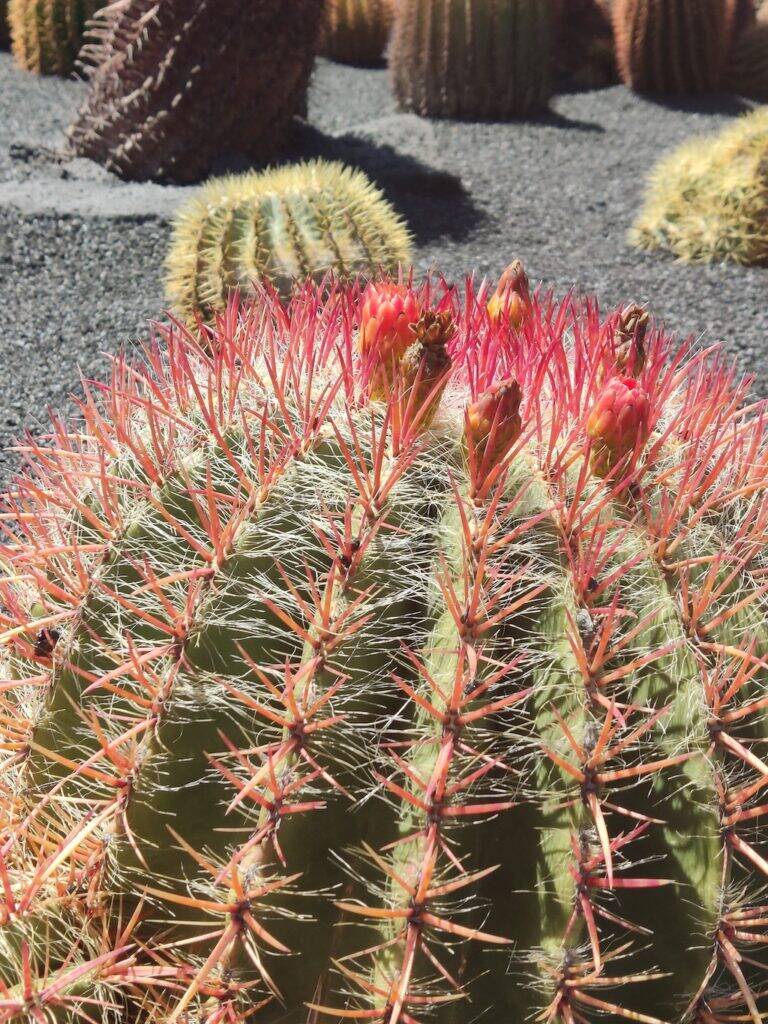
(390, 0), (554, 119)
(67, 0), (325, 183)
(323, 0), (394, 65)
(612, 0), (738, 93)
(553, 0), (618, 89)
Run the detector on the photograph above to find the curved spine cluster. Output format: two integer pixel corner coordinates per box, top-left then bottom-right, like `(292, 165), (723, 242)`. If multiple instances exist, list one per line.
(165, 161), (413, 322)
(389, 0), (554, 119)
(66, 0), (325, 183)
(1, 272), (768, 1024)
(8, 0), (100, 75)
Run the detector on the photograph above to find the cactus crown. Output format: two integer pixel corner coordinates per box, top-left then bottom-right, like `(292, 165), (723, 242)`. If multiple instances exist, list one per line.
(1, 275), (768, 1024)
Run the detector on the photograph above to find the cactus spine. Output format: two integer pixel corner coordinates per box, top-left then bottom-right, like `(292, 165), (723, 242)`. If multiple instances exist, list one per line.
(67, 0), (325, 183)
(390, 0), (554, 119)
(2, 271), (768, 1024)
(612, 0), (737, 93)
(323, 0), (394, 65)
(165, 161), (413, 322)
(631, 106), (768, 266)
(8, 0), (100, 75)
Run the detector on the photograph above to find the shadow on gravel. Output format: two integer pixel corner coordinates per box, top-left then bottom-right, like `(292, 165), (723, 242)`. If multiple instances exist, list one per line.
(643, 93), (753, 116)
(215, 124), (485, 245)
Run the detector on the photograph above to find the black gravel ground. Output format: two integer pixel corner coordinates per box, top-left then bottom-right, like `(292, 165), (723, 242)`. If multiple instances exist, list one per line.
(1, 52), (766, 484)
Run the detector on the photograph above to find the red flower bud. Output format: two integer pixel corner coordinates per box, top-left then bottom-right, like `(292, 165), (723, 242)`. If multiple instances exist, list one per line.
(400, 311), (454, 432)
(487, 260), (532, 329)
(587, 376), (650, 476)
(358, 283), (422, 398)
(465, 378), (523, 494)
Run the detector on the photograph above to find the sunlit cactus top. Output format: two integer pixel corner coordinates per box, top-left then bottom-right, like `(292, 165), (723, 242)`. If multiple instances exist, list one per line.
(1, 270), (768, 1024)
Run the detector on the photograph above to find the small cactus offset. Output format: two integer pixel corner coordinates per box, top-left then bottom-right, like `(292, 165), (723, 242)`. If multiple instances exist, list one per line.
(3, 268), (768, 1023)
(67, 0), (325, 183)
(165, 160), (413, 322)
(631, 106), (768, 265)
(323, 0), (394, 66)
(612, 0), (738, 93)
(8, 0), (100, 75)
(390, 0), (554, 119)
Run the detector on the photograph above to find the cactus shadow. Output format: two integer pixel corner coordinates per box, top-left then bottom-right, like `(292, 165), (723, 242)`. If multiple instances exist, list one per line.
(640, 93), (753, 116)
(286, 125), (486, 245)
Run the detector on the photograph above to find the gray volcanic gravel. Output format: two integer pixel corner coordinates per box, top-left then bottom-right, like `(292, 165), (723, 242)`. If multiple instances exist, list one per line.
(0, 52), (766, 484)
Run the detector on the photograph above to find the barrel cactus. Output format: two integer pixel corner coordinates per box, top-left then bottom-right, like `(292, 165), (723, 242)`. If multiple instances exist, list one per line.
(323, 0), (393, 65)
(8, 0), (100, 75)
(67, 0), (325, 183)
(612, 0), (739, 93)
(2, 267), (768, 1024)
(553, 0), (618, 89)
(165, 160), (413, 322)
(390, 0), (554, 118)
(726, 22), (768, 100)
(631, 106), (768, 265)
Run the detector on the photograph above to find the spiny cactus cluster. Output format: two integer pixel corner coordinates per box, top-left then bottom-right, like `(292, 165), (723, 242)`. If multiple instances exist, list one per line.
(165, 160), (412, 322)
(390, 0), (554, 118)
(612, 0), (741, 93)
(8, 0), (100, 75)
(323, 0), (393, 66)
(67, 0), (325, 183)
(2, 268), (768, 1024)
(631, 106), (768, 266)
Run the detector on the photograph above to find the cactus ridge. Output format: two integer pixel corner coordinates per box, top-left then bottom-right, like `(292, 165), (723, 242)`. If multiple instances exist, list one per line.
(2, 278), (768, 1023)
(631, 106), (768, 266)
(66, 0), (325, 182)
(8, 0), (100, 74)
(165, 161), (413, 323)
(390, 0), (554, 119)
(612, 0), (736, 93)
(323, 0), (394, 65)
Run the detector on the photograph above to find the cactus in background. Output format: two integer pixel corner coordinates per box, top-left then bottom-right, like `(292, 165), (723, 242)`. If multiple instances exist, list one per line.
(323, 0), (394, 65)
(8, 0), (100, 74)
(631, 107), (768, 265)
(165, 160), (413, 322)
(612, 0), (737, 93)
(0, 1), (9, 49)
(553, 0), (618, 89)
(726, 22), (768, 100)
(3, 268), (768, 1023)
(67, 0), (325, 183)
(390, 0), (554, 119)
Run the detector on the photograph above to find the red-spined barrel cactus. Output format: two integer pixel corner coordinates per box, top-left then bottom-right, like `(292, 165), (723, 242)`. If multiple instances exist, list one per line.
(2, 272), (768, 1024)
(67, 0), (325, 183)
(612, 0), (740, 93)
(390, 0), (554, 118)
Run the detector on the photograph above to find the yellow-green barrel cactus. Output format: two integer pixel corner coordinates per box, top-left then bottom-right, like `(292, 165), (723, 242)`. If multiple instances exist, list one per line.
(631, 106), (768, 265)
(2, 269), (768, 1024)
(8, 0), (100, 74)
(165, 160), (413, 323)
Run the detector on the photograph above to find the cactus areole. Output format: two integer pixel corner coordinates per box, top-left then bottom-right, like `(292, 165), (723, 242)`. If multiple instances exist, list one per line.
(1, 271), (768, 1024)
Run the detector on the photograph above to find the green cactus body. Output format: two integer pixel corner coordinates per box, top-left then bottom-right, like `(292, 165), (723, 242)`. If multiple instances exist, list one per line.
(8, 0), (99, 74)
(2, 280), (768, 1023)
(165, 161), (413, 322)
(612, 0), (736, 93)
(66, 0), (325, 183)
(631, 107), (768, 267)
(389, 0), (554, 119)
(323, 0), (393, 66)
